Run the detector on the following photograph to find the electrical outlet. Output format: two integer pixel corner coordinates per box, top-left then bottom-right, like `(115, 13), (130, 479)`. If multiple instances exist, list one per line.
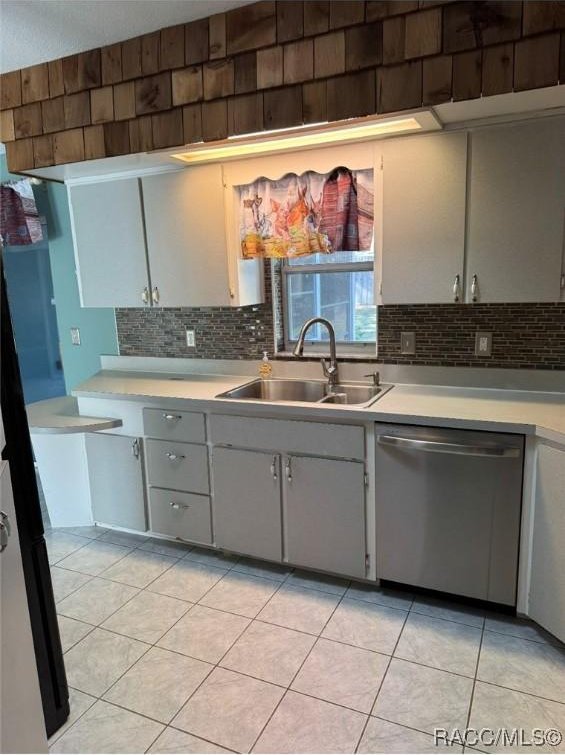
(186, 328), (196, 348)
(70, 327), (81, 346)
(400, 331), (416, 354)
(475, 332), (492, 357)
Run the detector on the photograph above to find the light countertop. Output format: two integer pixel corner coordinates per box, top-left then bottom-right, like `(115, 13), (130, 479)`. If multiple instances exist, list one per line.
(71, 369), (565, 445)
(26, 396), (123, 434)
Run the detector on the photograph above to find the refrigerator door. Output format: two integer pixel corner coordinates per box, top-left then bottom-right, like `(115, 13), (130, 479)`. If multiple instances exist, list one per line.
(0, 459), (48, 753)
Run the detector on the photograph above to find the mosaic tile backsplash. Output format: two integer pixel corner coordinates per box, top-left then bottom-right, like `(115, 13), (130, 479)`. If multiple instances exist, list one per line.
(116, 267), (565, 370)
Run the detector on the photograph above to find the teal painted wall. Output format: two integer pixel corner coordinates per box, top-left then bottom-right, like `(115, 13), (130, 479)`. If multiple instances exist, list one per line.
(1, 156), (118, 391)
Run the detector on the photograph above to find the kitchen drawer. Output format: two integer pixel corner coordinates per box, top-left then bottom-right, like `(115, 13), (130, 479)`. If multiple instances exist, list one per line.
(143, 408), (206, 444)
(146, 439), (209, 494)
(149, 487), (212, 544)
(209, 415), (364, 460)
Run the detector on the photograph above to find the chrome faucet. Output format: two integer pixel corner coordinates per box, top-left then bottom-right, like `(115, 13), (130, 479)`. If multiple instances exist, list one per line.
(293, 317), (339, 389)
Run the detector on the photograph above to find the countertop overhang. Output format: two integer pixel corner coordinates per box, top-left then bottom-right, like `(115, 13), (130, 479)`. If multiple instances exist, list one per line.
(26, 396), (123, 434)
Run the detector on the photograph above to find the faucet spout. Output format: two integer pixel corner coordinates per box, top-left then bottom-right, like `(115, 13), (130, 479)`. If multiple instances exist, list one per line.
(293, 317), (339, 388)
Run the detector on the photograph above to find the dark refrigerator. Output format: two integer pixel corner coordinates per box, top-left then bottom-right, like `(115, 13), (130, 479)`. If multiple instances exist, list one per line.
(1, 258), (69, 738)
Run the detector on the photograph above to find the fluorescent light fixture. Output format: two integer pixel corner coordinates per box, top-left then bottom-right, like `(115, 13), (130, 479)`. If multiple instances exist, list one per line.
(171, 110), (441, 165)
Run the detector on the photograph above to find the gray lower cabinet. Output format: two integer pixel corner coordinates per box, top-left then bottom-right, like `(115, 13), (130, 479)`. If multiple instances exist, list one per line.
(284, 455), (366, 579)
(85, 433), (147, 531)
(528, 443), (565, 643)
(212, 447), (282, 561)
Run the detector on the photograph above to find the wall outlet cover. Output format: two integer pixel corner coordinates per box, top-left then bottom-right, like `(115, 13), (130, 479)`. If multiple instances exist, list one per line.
(186, 328), (196, 348)
(475, 331), (492, 357)
(70, 327), (81, 346)
(400, 331), (416, 354)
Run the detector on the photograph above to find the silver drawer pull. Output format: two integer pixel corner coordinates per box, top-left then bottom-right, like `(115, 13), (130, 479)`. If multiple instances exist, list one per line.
(270, 456), (278, 480)
(285, 458), (292, 482)
(162, 413), (182, 421)
(376, 434), (520, 458)
(169, 501), (189, 510)
(165, 451), (185, 461)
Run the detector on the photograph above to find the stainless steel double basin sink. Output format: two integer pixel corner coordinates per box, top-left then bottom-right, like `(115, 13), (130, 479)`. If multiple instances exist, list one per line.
(216, 378), (392, 407)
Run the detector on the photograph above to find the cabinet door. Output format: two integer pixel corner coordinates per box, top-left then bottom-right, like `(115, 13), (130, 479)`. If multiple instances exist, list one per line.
(0, 462), (48, 754)
(85, 433), (147, 531)
(380, 131), (467, 304)
(284, 455), (366, 578)
(467, 118), (565, 302)
(528, 443), (565, 643)
(69, 178), (150, 307)
(142, 166), (231, 307)
(212, 447), (282, 561)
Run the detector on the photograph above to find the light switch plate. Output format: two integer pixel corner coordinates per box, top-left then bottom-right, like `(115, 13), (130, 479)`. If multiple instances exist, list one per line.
(70, 327), (81, 346)
(400, 331), (416, 354)
(186, 328), (196, 348)
(475, 331), (492, 357)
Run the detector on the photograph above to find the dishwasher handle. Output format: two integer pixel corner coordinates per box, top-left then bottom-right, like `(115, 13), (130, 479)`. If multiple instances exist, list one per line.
(376, 434), (521, 458)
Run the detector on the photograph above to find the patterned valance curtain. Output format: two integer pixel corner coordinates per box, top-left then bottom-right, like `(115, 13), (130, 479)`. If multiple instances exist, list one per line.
(0, 178), (43, 246)
(238, 167), (374, 259)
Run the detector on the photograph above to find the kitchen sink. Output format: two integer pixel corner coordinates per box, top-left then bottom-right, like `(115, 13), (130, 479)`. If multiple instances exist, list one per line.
(216, 378), (392, 406)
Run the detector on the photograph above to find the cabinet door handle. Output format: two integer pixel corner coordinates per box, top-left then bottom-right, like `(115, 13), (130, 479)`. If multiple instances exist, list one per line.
(169, 501), (189, 510)
(471, 274), (479, 302)
(270, 456), (278, 480)
(141, 287), (150, 305)
(162, 413), (181, 421)
(453, 274), (461, 302)
(285, 458), (292, 482)
(152, 286), (160, 305)
(165, 451), (185, 461)
(131, 439), (140, 459)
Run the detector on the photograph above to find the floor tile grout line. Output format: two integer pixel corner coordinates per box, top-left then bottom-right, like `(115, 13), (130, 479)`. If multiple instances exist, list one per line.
(47, 687), (98, 748)
(354, 597), (413, 753)
(144, 567), (296, 751)
(162, 724), (240, 754)
(369, 714), (463, 748)
(247, 577), (354, 753)
(463, 622), (486, 748)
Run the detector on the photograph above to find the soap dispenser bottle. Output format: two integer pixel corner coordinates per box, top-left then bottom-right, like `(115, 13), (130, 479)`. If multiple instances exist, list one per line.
(259, 351), (273, 379)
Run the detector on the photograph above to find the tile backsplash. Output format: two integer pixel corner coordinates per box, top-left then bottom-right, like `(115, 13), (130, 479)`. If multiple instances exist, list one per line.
(377, 304), (565, 370)
(117, 267), (565, 370)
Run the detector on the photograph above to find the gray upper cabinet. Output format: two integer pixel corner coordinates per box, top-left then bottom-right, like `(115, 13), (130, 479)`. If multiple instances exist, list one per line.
(141, 166), (231, 307)
(380, 132), (467, 304)
(85, 433), (147, 531)
(528, 442), (565, 643)
(284, 455), (366, 579)
(212, 447), (282, 562)
(69, 178), (150, 308)
(467, 117), (565, 303)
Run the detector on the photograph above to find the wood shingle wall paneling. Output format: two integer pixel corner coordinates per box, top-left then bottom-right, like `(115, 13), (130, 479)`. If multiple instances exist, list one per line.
(226, 2), (277, 55)
(209, 14), (227, 60)
(0, 70), (22, 109)
(48, 60), (65, 98)
(0, 108), (15, 142)
(101, 43), (123, 86)
(113, 81), (136, 120)
(21, 63), (50, 104)
(13, 102), (43, 138)
(84, 124), (106, 159)
(277, 1), (304, 43)
(234, 52), (258, 94)
(304, 1), (330, 36)
(423, 54), (453, 104)
(3, 0), (565, 172)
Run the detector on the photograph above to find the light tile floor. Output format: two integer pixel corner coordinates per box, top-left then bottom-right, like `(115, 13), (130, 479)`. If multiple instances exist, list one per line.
(46, 526), (565, 754)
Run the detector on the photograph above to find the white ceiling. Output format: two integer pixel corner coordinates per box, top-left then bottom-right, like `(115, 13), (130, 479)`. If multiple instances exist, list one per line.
(0, 0), (253, 73)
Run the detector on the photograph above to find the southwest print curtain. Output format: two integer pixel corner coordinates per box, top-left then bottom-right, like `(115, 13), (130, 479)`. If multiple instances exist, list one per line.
(0, 178), (43, 246)
(238, 167), (374, 259)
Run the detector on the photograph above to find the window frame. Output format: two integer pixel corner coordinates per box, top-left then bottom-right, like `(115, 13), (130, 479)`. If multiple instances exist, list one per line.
(281, 257), (376, 355)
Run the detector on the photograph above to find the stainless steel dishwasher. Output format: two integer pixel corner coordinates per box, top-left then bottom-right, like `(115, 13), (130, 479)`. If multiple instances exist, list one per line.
(374, 424), (524, 605)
